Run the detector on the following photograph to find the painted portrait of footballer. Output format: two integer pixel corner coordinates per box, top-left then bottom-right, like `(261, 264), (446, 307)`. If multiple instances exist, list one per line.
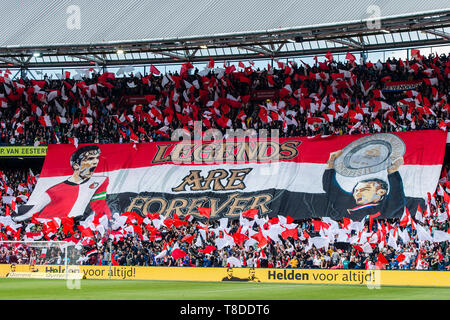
(14, 145), (112, 222)
(322, 148), (406, 220)
(319, 133), (425, 220)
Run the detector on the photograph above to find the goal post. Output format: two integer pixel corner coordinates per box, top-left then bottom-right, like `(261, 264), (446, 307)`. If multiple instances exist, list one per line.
(0, 240), (83, 280)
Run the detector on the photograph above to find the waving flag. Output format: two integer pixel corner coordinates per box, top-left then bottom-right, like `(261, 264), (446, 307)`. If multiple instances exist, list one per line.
(198, 207), (211, 219)
(171, 248), (187, 260)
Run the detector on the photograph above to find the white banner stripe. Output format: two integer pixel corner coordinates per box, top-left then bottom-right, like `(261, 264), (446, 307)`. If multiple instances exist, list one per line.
(28, 163), (441, 205)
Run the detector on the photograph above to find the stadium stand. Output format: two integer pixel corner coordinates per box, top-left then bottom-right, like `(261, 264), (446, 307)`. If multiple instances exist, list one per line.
(0, 52), (448, 146)
(0, 52), (449, 271)
(0, 0), (449, 275)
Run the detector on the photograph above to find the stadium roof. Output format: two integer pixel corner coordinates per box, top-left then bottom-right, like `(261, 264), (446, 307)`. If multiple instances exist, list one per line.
(0, 0), (449, 68)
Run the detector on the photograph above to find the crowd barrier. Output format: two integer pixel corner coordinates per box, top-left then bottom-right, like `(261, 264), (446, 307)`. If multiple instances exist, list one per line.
(1, 264), (449, 287)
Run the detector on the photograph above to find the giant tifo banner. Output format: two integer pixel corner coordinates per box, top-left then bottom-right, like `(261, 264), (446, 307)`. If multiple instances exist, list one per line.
(16, 130), (446, 221)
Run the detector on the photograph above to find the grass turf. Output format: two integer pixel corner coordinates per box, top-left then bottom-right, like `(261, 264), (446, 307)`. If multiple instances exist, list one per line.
(0, 278), (449, 300)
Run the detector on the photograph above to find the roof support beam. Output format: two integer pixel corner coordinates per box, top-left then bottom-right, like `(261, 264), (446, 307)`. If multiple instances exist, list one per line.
(23, 56), (33, 65)
(157, 51), (185, 61)
(91, 54), (106, 64)
(421, 29), (450, 40)
(187, 48), (198, 59)
(275, 43), (285, 53)
(261, 45), (274, 55)
(0, 56), (22, 67)
(241, 45), (272, 56)
(329, 38), (364, 49)
(73, 54), (105, 64)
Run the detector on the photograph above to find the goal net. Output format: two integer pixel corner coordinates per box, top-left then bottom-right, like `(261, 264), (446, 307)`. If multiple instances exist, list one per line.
(0, 241), (83, 280)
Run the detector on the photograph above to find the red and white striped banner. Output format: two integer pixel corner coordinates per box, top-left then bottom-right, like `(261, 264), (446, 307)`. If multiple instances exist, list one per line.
(19, 130), (446, 221)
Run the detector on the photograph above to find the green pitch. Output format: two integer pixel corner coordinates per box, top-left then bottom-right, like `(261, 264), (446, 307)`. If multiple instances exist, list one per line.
(0, 278), (449, 300)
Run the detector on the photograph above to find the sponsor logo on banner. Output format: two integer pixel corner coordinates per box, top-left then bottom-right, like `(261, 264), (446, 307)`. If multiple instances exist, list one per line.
(16, 131), (446, 222)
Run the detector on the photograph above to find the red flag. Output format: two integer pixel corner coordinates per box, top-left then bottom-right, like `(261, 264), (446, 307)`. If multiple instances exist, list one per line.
(12, 228), (20, 241)
(150, 65), (161, 75)
(439, 120), (448, 131)
(410, 49), (422, 60)
(111, 252), (119, 266)
(396, 254), (406, 263)
(61, 217), (75, 235)
(225, 65), (236, 74)
(163, 218), (174, 229)
(268, 217), (279, 225)
(400, 207), (414, 228)
(377, 252), (389, 265)
(122, 211), (144, 225)
(231, 228), (248, 246)
(369, 212), (381, 230)
(173, 214), (188, 228)
(311, 220), (329, 232)
(39, 115), (52, 127)
(342, 217), (352, 229)
(130, 130), (139, 144)
(258, 107), (270, 123)
(325, 51), (333, 62)
(132, 224), (143, 239)
(251, 229), (268, 248)
(78, 225), (94, 238)
(281, 228), (298, 240)
(242, 208), (258, 219)
(208, 57), (215, 69)
(5, 205), (10, 216)
(197, 207), (211, 219)
(171, 248), (187, 260)
(146, 212), (160, 220)
(181, 234), (195, 244)
(199, 246), (216, 254)
(345, 52), (356, 63)
(373, 118), (382, 132)
(68, 137), (79, 149)
(144, 95), (156, 103)
(195, 223), (209, 233)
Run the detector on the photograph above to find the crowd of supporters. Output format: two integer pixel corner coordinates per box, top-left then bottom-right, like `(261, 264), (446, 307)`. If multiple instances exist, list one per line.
(0, 162), (448, 271)
(0, 50), (448, 148)
(0, 50), (449, 271)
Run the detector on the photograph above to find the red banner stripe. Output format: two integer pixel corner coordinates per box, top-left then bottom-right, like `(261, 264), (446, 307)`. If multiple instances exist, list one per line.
(40, 130), (446, 177)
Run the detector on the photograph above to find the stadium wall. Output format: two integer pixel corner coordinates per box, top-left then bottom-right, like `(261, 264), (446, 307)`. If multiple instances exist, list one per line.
(1, 264), (449, 287)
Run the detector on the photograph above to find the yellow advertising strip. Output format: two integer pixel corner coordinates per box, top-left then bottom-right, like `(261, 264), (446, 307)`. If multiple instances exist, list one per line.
(1, 264), (449, 287)
(0, 146), (47, 157)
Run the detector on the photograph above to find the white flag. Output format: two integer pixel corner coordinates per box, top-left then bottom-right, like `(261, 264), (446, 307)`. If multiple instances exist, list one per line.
(415, 224), (433, 243)
(433, 230), (450, 242)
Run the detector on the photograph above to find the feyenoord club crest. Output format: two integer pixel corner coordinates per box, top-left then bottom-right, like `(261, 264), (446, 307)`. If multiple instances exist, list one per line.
(334, 133), (406, 177)
(89, 182), (99, 189)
